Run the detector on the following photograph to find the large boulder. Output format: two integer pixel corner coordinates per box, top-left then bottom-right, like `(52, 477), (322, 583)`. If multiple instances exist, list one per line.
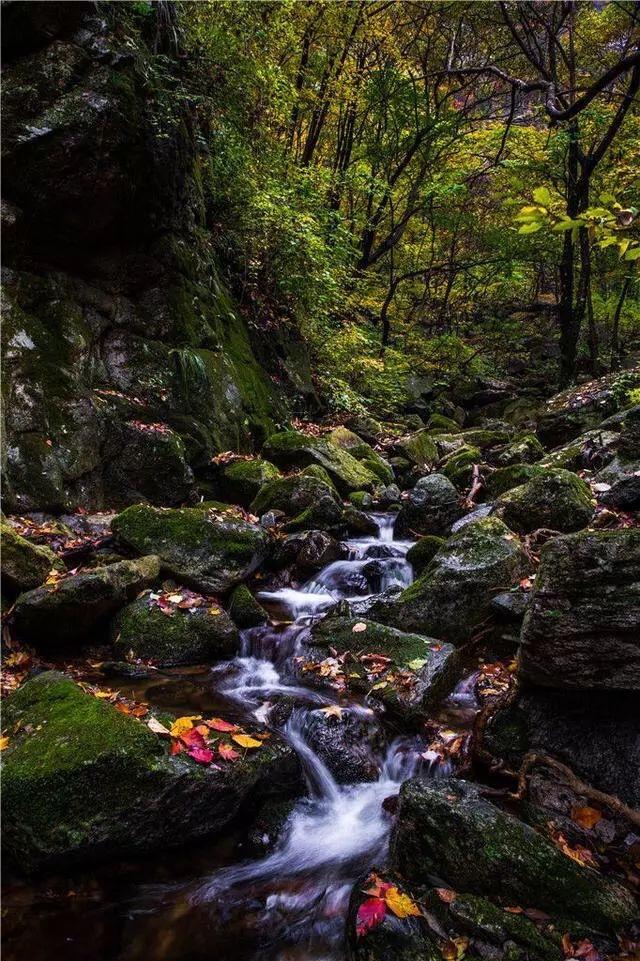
(13, 555), (160, 643)
(0, 518), (59, 593)
(594, 455), (640, 510)
(217, 457), (281, 507)
(296, 708), (383, 783)
(485, 688), (640, 809)
(405, 535), (445, 576)
(394, 474), (462, 538)
(540, 428), (619, 472)
(519, 529), (640, 690)
(274, 530), (345, 572)
(491, 433), (544, 467)
(251, 472), (339, 517)
(485, 464), (546, 498)
(536, 372), (639, 448)
(111, 504), (269, 593)
(328, 427), (394, 485)
(113, 591), (239, 666)
(373, 519), (526, 643)
(390, 778), (637, 934)
(1, 672), (300, 872)
(102, 421), (195, 507)
(391, 430), (438, 469)
(262, 431), (378, 493)
(495, 469), (594, 534)
(441, 445), (482, 489)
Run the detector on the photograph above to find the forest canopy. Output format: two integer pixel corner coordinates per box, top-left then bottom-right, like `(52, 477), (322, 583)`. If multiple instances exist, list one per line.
(172, 0), (640, 413)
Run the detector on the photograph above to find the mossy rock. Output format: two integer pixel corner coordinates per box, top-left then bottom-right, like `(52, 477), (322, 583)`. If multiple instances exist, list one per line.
(228, 584), (268, 628)
(349, 491), (373, 510)
(309, 615), (461, 723)
(281, 495), (344, 533)
(262, 430), (378, 493)
(103, 422), (195, 507)
(495, 469), (594, 534)
(540, 429), (619, 471)
(406, 536), (445, 576)
(392, 430), (438, 469)
(251, 473), (338, 517)
(113, 594), (239, 666)
(218, 458), (280, 507)
(595, 455), (640, 509)
(13, 555), (160, 644)
(519, 529), (640, 690)
(491, 433), (544, 467)
(300, 464), (338, 489)
(1, 672), (301, 872)
(459, 428), (513, 449)
(0, 519), (60, 593)
(390, 778), (637, 934)
(111, 504), (269, 593)
(328, 427), (394, 485)
(486, 464), (546, 498)
(441, 445), (482, 489)
(537, 372), (639, 447)
(373, 518), (526, 644)
(426, 413), (461, 433)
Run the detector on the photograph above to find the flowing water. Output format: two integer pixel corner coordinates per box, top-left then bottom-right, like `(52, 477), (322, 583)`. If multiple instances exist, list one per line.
(2, 512), (477, 961)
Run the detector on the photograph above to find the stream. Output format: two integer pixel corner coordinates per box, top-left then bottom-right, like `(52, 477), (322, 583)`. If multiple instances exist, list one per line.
(2, 511), (478, 961)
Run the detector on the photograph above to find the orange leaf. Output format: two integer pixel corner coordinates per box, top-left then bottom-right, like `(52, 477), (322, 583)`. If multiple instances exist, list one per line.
(218, 743), (240, 761)
(571, 806), (602, 829)
(206, 717), (239, 732)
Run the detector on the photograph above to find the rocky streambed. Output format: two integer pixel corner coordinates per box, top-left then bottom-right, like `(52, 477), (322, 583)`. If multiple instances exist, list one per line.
(2, 378), (640, 961)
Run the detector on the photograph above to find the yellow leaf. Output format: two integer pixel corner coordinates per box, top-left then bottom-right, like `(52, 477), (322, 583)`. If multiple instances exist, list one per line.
(232, 733), (262, 749)
(371, 681), (388, 690)
(321, 705), (344, 719)
(384, 886), (421, 919)
(208, 607), (222, 616)
(170, 715), (200, 737)
(0, 736), (10, 751)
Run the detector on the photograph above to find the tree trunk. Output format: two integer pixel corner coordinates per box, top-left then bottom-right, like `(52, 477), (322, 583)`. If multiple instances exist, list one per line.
(610, 276), (631, 371)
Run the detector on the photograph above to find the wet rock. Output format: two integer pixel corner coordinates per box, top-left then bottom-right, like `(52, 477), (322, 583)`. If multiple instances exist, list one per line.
(99, 661), (159, 681)
(391, 430), (438, 469)
(374, 519), (526, 644)
(595, 456), (640, 509)
(13, 555), (160, 644)
(282, 494), (344, 533)
(274, 530), (345, 572)
(328, 427), (394, 485)
(485, 689), (640, 808)
(540, 428), (619, 472)
(0, 518), (60, 593)
(300, 708), (383, 783)
(262, 430), (378, 493)
(344, 507), (379, 536)
(113, 593), (239, 666)
(519, 529), (640, 689)
(2, 672), (301, 873)
(490, 433), (544, 467)
(491, 590), (529, 622)
(405, 539), (444, 579)
(228, 584), (269, 628)
(251, 472), (339, 518)
(390, 778), (637, 934)
(218, 458), (281, 507)
(495, 469), (594, 534)
(111, 504), (269, 594)
(450, 503), (493, 532)
(395, 474), (462, 538)
(377, 484), (401, 507)
(349, 491), (374, 509)
(536, 372), (639, 448)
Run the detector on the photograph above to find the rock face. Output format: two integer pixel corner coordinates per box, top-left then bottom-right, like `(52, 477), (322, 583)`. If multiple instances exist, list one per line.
(519, 530), (640, 689)
(375, 519), (526, 643)
(262, 431), (379, 493)
(485, 689), (640, 808)
(111, 504), (269, 593)
(394, 474), (461, 538)
(297, 708), (383, 783)
(114, 594), (239, 666)
(1, 3), (311, 513)
(13, 555), (160, 643)
(390, 779), (637, 934)
(0, 519), (59, 593)
(2, 672), (300, 872)
(496, 468), (594, 534)
(595, 455), (640, 509)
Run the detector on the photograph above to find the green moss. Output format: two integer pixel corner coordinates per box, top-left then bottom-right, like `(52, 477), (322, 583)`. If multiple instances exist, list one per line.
(493, 433), (544, 467)
(220, 458), (280, 506)
(426, 413), (461, 433)
(486, 464), (546, 498)
(228, 584), (268, 628)
(262, 430), (379, 493)
(406, 535), (445, 575)
(348, 490), (373, 509)
(496, 469), (595, 534)
(393, 430), (439, 468)
(114, 595), (238, 666)
(251, 473), (337, 516)
(1, 519), (60, 593)
(442, 445), (481, 488)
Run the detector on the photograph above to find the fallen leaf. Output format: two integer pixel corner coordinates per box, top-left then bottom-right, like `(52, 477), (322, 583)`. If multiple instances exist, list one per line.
(571, 806), (602, 830)
(232, 733), (262, 749)
(384, 886), (421, 919)
(371, 681), (388, 691)
(436, 888), (457, 903)
(170, 715), (200, 737)
(170, 740), (183, 755)
(407, 658), (427, 671)
(0, 736), (9, 751)
(352, 622), (367, 633)
(441, 937), (469, 961)
(356, 897), (386, 937)
(321, 705), (344, 719)
(147, 717), (171, 736)
(219, 743), (240, 761)
(206, 717), (239, 732)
